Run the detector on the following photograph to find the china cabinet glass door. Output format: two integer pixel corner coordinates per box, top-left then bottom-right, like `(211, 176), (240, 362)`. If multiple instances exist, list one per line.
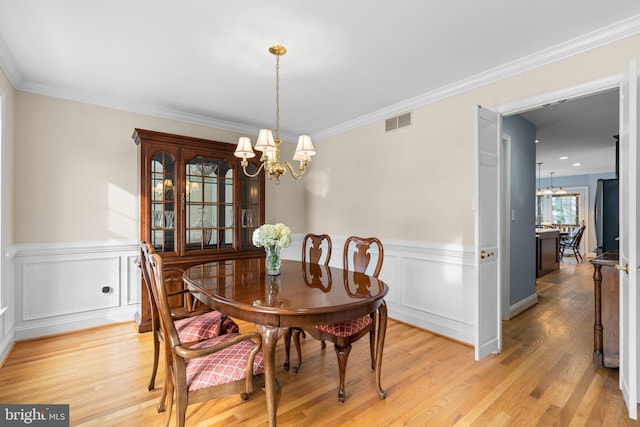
(185, 156), (234, 251)
(150, 151), (176, 252)
(241, 162), (261, 248)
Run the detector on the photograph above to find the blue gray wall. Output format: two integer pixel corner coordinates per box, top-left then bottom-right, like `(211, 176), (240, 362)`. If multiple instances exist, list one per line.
(503, 115), (537, 308)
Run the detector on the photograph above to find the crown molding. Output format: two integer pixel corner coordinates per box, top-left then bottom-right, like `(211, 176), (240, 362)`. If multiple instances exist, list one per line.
(0, 33), (22, 87)
(1, 15), (640, 143)
(312, 14), (640, 141)
(18, 79), (302, 143)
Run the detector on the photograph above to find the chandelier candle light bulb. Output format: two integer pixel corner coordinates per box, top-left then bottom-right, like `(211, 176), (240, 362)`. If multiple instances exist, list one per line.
(234, 45), (316, 184)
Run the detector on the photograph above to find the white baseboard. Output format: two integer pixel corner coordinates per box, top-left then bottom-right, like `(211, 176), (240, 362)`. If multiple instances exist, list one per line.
(509, 293), (539, 319)
(13, 306), (138, 341)
(0, 325), (14, 367)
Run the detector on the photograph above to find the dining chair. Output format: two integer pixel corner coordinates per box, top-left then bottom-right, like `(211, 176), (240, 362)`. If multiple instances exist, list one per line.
(139, 241), (239, 413)
(307, 235), (384, 402)
(560, 225), (586, 262)
(147, 252), (264, 427)
(283, 233), (332, 374)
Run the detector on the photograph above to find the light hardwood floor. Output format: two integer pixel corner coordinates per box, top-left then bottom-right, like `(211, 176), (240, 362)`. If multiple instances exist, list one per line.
(0, 260), (637, 426)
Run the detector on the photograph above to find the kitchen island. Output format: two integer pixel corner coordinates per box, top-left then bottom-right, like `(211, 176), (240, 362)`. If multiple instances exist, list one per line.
(536, 229), (560, 277)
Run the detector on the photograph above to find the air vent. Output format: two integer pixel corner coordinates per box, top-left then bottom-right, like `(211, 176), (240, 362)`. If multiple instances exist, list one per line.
(385, 112), (412, 132)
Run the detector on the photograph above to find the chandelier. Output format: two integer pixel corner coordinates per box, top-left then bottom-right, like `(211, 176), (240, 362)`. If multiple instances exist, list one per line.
(542, 171), (567, 195)
(234, 45), (316, 184)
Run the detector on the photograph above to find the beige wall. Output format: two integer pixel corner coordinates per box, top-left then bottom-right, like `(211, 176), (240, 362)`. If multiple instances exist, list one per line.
(0, 67), (16, 245)
(307, 34), (640, 246)
(5, 33), (640, 247)
(12, 92), (306, 243)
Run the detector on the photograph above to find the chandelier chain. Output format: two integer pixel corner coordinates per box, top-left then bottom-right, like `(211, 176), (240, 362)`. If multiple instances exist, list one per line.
(275, 53), (280, 142)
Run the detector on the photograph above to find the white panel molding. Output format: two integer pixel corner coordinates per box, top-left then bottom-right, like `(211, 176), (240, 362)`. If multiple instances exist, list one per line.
(283, 233), (476, 344)
(12, 240), (139, 340)
(0, 246), (17, 365)
(126, 254), (142, 306)
(22, 256), (122, 320)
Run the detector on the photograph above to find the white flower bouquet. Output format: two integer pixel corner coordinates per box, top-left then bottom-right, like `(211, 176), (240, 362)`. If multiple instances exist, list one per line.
(252, 223), (292, 249)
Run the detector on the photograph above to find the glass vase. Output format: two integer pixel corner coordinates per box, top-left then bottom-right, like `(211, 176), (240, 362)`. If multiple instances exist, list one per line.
(265, 245), (281, 276)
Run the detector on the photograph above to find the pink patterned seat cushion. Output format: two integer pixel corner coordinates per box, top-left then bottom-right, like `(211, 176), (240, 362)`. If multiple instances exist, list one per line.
(186, 334), (264, 391)
(175, 311), (239, 343)
(315, 315), (372, 337)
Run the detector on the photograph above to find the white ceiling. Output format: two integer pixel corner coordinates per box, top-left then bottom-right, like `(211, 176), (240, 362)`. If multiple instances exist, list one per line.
(0, 0), (639, 169)
(520, 89), (620, 178)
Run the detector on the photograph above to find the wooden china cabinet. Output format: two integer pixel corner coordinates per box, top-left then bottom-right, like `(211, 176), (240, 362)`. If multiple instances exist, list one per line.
(133, 129), (265, 332)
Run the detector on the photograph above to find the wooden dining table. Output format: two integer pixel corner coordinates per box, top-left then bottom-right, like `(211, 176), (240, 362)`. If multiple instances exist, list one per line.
(183, 257), (389, 426)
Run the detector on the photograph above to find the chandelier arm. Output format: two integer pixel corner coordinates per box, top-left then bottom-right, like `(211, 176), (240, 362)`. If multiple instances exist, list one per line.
(241, 161), (266, 178)
(282, 162), (306, 180)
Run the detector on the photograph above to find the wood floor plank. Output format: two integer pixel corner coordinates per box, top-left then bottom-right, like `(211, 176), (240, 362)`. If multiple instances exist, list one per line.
(0, 259), (637, 426)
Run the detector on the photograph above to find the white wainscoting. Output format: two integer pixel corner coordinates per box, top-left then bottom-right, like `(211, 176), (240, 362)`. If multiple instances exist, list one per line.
(4, 236), (483, 353)
(281, 234), (477, 345)
(0, 247), (17, 365)
(11, 241), (140, 340)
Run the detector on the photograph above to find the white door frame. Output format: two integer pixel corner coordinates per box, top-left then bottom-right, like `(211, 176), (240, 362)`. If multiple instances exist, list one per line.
(617, 59), (638, 419)
(501, 135), (511, 320)
(494, 71), (637, 417)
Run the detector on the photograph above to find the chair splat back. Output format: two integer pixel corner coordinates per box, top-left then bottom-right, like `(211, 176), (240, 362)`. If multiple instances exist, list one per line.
(303, 233), (332, 266)
(344, 236), (384, 278)
(285, 233), (333, 374)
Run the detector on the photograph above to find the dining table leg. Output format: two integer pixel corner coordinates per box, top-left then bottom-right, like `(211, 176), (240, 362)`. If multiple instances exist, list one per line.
(375, 301), (388, 399)
(256, 324), (283, 426)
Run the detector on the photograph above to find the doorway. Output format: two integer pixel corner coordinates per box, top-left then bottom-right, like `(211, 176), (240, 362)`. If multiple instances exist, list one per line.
(499, 88), (618, 321)
(490, 72), (638, 417)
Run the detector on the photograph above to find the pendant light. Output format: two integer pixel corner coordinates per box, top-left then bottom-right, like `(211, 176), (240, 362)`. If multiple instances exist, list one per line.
(536, 162), (544, 196)
(542, 171), (554, 195)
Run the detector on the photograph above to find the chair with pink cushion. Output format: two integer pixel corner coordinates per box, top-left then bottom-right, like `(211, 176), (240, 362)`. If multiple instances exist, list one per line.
(139, 241), (239, 413)
(147, 251), (264, 427)
(307, 235), (383, 402)
(283, 233), (332, 373)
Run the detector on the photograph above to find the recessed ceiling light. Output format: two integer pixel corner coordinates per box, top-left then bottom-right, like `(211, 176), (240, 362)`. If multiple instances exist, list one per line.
(535, 139), (540, 143)
(559, 156), (569, 160)
(573, 163), (582, 167)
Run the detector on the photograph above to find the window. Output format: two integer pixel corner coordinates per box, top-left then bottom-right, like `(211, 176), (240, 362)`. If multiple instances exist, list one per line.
(536, 191), (583, 230)
(551, 193), (580, 226)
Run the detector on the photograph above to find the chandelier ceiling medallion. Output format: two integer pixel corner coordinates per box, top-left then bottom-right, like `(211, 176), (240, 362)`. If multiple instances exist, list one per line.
(234, 45), (316, 184)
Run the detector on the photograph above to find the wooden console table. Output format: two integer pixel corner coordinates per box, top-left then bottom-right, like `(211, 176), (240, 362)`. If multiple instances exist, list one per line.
(590, 250), (619, 368)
